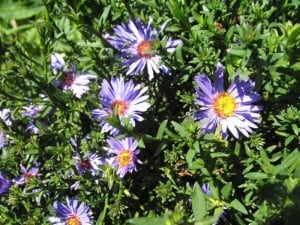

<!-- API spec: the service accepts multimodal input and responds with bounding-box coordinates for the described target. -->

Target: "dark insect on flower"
[104,18,182,80]
[51,53,96,98]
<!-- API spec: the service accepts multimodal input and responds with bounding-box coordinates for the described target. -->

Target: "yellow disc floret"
[117,150,133,167]
[111,100,128,116]
[67,215,81,225]
[213,92,237,118]
[137,40,152,58]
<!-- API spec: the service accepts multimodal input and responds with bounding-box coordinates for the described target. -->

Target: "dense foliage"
[1,0,300,224]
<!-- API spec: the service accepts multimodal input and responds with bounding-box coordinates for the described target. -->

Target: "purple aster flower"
[51,53,66,74]
[74,153,105,176]
[0,130,5,149]
[49,197,93,225]
[194,63,262,139]
[59,69,96,99]
[0,174,11,195]
[13,163,40,185]
[22,104,43,118]
[51,53,96,98]
[22,104,43,134]
[201,183,211,195]
[25,121,39,134]
[104,137,142,178]
[70,181,81,191]
[0,108,12,126]
[92,76,151,136]
[104,18,182,80]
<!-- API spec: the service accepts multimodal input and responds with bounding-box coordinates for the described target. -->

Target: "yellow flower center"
[67,215,81,225]
[137,40,152,58]
[111,100,128,116]
[117,150,133,167]
[213,92,237,118]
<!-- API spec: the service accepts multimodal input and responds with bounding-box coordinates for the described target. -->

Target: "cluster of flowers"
[0,163,40,194]
[0,18,262,224]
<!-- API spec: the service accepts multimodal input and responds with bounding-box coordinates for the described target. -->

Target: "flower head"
[51,53,96,98]
[104,137,142,178]
[0,108,12,126]
[194,63,262,139]
[13,163,40,185]
[74,153,105,176]
[104,18,182,80]
[51,53,66,74]
[0,174,11,195]
[22,104,43,118]
[92,76,150,136]
[22,104,44,134]
[49,197,93,225]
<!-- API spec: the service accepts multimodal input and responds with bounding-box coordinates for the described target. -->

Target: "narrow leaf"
[192,182,207,221]
[156,119,168,139]
[127,217,165,225]
[244,172,268,180]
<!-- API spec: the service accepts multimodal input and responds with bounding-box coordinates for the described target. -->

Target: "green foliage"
[1,0,300,225]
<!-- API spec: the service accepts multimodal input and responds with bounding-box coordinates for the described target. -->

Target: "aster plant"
[92,76,151,136]
[104,18,182,80]
[104,137,142,178]
[194,63,262,139]
[49,197,93,225]
[50,53,96,98]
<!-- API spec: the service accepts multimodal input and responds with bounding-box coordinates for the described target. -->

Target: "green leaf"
[230,199,248,214]
[273,150,300,175]
[284,135,295,146]
[190,160,204,170]
[221,182,232,200]
[77,40,103,48]
[210,152,229,158]
[166,0,189,28]
[127,217,165,225]
[244,172,268,180]
[156,119,168,139]
[287,24,300,46]
[291,124,298,135]
[291,62,300,71]
[171,121,190,138]
[99,5,111,26]
[164,128,181,140]
[192,182,207,221]
[138,138,145,148]
[226,48,251,57]
[153,143,167,157]
[0,2,45,20]
[186,148,196,166]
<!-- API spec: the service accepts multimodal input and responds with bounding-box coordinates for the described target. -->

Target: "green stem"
[96,193,109,225]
